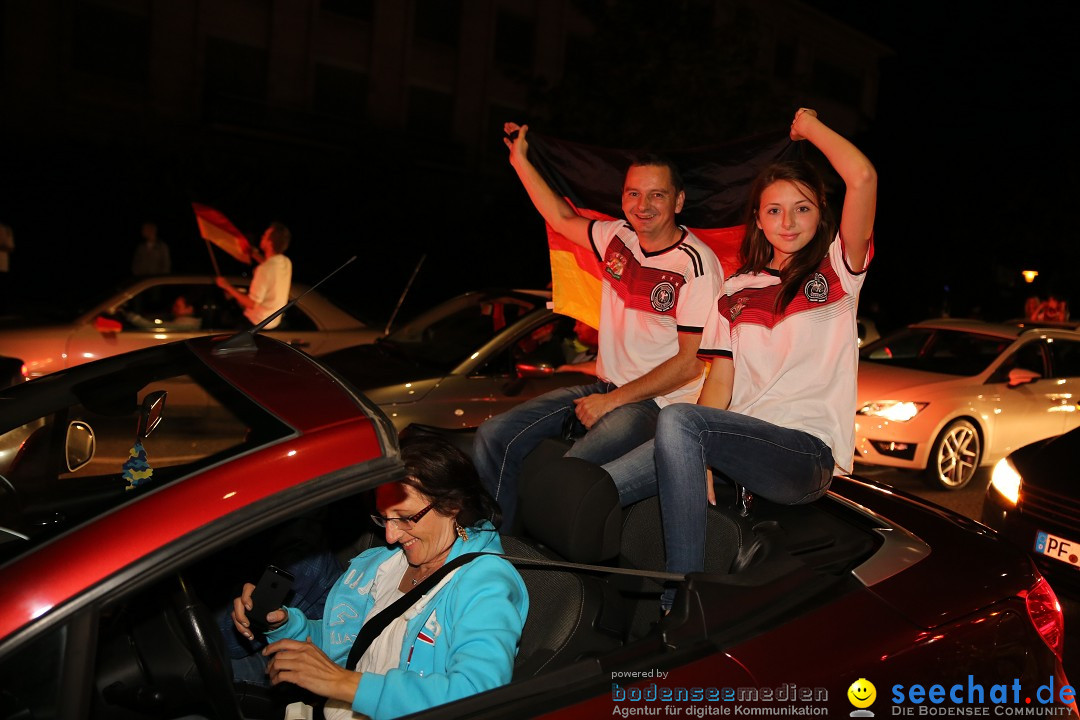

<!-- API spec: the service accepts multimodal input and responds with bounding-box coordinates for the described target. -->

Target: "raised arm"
[789,109,877,272]
[504,122,592,248]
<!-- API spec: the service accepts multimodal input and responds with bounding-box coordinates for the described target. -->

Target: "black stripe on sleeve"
[679,245,704,277]
[676,325,704,334]
[697,349,732,361]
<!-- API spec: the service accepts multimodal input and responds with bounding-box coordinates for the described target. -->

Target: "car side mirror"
[515,361,556,379]
[136,390,168,439]
[65,420,96,473]
[94,315,123,334]
[1007,367,1041,388]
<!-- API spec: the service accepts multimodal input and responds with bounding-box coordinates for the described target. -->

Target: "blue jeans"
[473,381,661,530]
[607,404,834,609]
[215,547,342,684]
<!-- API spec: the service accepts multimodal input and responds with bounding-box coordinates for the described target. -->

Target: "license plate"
[1035,531,1080,569]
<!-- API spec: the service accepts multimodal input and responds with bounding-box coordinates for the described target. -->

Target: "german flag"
[192,203,253,264]
[524,130,798,329]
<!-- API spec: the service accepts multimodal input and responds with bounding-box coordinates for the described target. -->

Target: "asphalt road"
[854,463,1079,684]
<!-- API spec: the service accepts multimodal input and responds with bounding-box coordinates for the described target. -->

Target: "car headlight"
[856,401,928,422]
[990,457,1022,506]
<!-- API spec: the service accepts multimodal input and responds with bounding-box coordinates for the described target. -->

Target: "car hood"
[857,361,963,400]
[319,343,446,404]
[1009,427,1080,495]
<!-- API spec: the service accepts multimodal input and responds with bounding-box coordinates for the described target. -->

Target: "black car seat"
[508,448,626,678]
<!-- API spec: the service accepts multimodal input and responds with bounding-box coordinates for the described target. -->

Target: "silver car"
[855,318,1080,489]
[320,289,597,431]
[0,274,382,378]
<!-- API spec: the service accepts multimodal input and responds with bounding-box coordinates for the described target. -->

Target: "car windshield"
[860,327,1015,376]
[378,291,546,368]
[0,343,292,566]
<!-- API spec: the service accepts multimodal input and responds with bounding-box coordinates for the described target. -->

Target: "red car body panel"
[0,337,386,643]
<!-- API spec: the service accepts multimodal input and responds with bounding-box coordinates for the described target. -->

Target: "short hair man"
[473,123,723,529]
[216,221,292,329]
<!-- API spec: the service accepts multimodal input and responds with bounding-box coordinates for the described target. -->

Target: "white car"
[0,274,383,378]
[855,318,1080,489]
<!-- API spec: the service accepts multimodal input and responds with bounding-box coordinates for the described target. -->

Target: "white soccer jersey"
[698,236,872,473]
[589,220,723,407]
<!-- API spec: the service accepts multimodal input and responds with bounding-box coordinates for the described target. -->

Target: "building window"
[71,2,149,85]
[407,86,455,139]
[313,64,368,120]
[321,0,374,21]
[204,38,268,102]
[812,59,862,106]
[494,10,534,70]
[414,1,461,47]
[203,38,268,125]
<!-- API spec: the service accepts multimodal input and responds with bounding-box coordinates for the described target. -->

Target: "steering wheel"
[170,573,245,720]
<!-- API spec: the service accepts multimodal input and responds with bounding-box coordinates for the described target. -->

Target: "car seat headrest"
[519,451,621,563]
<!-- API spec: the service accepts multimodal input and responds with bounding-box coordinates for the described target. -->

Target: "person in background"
[131,221,171,276]
[1032,293,1069,322]
[603,109,877,612]
[216,221,292,330]
[124,294,203,331]
[473,122,723,530]
[0,222,13,314]
[230,434,528,720]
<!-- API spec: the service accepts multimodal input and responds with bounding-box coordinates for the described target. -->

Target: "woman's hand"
[264,638,362,704]
[231,582,287,640]
[789,108,818,141]
[503,122,530,166]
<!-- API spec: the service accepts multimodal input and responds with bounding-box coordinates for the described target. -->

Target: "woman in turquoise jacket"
[232,435,529,720]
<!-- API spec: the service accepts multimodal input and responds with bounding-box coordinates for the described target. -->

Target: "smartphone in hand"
[249,564,295,633]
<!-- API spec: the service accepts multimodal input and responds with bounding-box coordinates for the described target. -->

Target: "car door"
[984,339,1066,455]
[1047,337,1080,434]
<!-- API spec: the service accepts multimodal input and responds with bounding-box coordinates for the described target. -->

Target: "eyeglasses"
[370,502,435,529]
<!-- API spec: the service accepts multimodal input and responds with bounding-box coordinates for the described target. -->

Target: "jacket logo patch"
[605,252,627,280]
[804,273,828,303]
[729,296,750,320]
[650,282,676,312]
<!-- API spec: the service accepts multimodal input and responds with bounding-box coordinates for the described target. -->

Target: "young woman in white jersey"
[603,108,876,611]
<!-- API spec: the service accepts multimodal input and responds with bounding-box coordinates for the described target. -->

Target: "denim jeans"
[215,547,342,684]
[473,380,661,530]
[608,403,834,609]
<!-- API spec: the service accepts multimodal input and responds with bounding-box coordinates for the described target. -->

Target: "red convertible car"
[0,333,1072,718]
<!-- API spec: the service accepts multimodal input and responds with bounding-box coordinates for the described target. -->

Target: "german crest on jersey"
[804,273,829,303]
[605,252,627,280]
[650,282,676,312]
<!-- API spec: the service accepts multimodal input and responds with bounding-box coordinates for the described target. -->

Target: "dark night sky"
[1,1,1076,331]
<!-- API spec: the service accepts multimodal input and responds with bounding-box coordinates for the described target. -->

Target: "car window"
[0,621,66,718]
[116,283,215,332]
[475,316,580,376]
[861,328,1014,376]
[279,304,318,332]
[386,294,544,368]
[0,344,292,566]
[987,340,1048,384]
[1049,339,1080,378]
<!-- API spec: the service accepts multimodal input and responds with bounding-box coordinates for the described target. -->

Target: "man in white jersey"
[473,123,723,529]
[216,221,293,330]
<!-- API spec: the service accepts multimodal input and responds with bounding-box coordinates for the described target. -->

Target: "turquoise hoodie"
[267,521,528,719]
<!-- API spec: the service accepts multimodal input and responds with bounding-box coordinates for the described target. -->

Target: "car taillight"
[1021,576,1065,659]
[20,364,28,380]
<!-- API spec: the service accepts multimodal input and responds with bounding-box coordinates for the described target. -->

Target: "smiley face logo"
[847,678,876,709]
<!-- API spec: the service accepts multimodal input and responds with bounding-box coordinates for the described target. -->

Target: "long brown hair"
[738,162,836,312]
